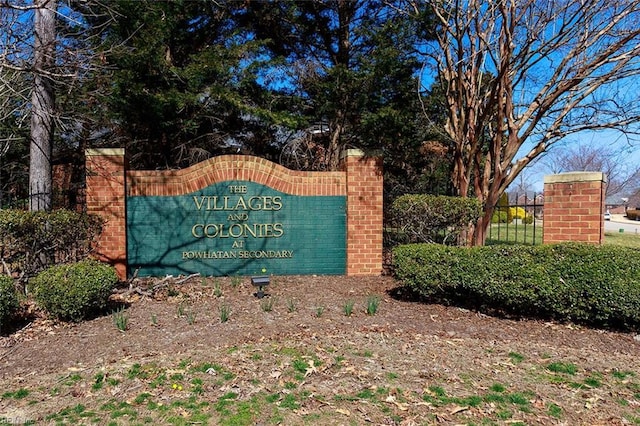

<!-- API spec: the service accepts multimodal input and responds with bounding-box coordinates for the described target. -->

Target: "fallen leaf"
[305,359,317,377]
[335,408,350,416]
[270,370,282,379]
[532,398,545,410]
[449,405,469,415]
[385,394,409,411]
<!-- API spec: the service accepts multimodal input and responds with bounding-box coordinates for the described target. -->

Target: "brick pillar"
[85,148,127,280]
[342,149,383,275]
[543,172,607,245]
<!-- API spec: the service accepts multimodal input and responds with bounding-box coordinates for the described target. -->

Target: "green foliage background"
[387,194,482,245]
[0,210,103,281]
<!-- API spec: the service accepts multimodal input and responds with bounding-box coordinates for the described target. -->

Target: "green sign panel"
[127,181,346,276]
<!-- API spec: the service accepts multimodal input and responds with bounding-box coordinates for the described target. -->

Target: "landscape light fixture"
[251,275,270,298]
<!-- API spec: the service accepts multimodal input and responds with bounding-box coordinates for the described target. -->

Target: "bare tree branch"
[404,0,640,244]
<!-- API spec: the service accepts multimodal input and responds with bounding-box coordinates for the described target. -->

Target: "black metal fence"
[487,193,544,245]
[0,181,85,211]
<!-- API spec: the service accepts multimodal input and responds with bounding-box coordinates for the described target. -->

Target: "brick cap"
[341,148,383,160]
[544,171,607,184]
[343,148,365,158]
[86,148,125,157]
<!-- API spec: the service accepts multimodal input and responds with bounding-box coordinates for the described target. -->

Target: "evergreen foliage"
[3,1,449,202]
[95,0,297,169]
[0,275,19,332]
[0,210,103,281]
[393,243,640,331]
[31,259,119,322]
[387,194,482,246]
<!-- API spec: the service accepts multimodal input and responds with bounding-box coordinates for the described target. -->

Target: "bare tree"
[543,142,640,198]
[1,1,116,210]
[404,0,640,245]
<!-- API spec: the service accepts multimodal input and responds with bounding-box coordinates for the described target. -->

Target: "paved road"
[605,215,640,234]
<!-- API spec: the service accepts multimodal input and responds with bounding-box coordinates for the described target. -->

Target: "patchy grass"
[605,230,640,248]
[487,222,542,245]
[488,223,640,247]
[3,346,640,425]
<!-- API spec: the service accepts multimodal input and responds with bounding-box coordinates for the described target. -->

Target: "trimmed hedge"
[0,275,19,332]
[387,194,482,246]
[491,211,508,223]
[0,209,103,282]
[627,209,640,221]
[31,259,119,322]
[393,243,640,330]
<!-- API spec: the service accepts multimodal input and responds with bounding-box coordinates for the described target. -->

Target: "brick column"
[85,148,127,280]
[342,149,383,275]
[543,172,607,245]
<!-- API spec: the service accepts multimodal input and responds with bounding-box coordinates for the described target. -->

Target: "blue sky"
[516,129,640,193]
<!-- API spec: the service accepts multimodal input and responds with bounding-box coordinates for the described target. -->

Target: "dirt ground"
[1,275,640,425]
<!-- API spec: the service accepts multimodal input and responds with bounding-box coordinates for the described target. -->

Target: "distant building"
[605,195,640,214]
[509,191,544,218]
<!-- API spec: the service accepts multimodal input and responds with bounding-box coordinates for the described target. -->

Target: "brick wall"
[543,172,607,244]
[86,149,383,279]
[344,150,384,275]
[85,149,127,279]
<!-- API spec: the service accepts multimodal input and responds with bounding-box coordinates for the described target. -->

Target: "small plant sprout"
[508,351,525,364]
[151,313,158,326]
[213,280,222,297]
[260,297,275,312]
[286,298,296,313]
[186,310,197,325]
[177,301,187,317]
[231,275,242,288]
[219,304,231,323]
[112,307,128,332]
[343,299,355,316]
[315,306,325,317]
[366,295,380,315]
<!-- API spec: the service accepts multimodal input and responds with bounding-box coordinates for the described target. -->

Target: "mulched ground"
[1,275,639,424]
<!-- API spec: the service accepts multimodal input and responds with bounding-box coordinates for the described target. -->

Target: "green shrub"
[509,206,527,220]
[393,243,640,330]
[491,211,508,223]
[0,209,103,282]
[0,275,19,332]
[31,259,119,322]
[522,215,534,224]
[388,195,482,246]
[497,193,513,223]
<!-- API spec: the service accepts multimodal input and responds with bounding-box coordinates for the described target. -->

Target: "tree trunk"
[327,119,344,170]
[472,206,493,246]
[29,0,56,211]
